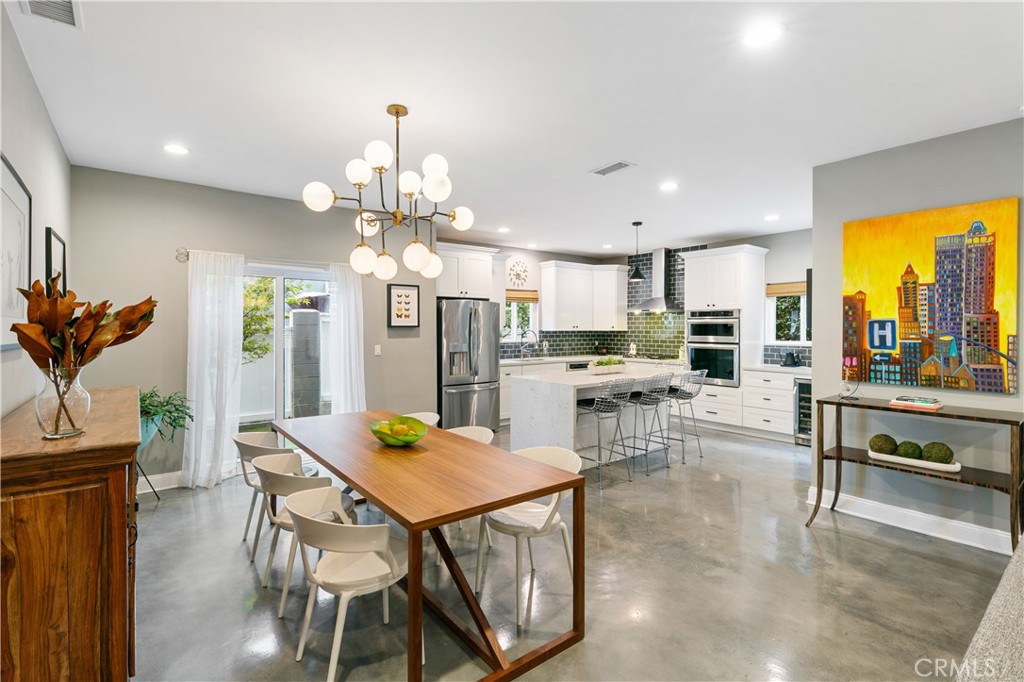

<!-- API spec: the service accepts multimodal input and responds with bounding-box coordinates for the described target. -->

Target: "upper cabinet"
[435,243,497,299]
[682,245,767,312]
[539,262,627,331]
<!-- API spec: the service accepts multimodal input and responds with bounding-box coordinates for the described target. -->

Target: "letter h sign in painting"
[868,319,897,351]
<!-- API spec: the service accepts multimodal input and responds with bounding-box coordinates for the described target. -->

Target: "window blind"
[766,281,807,297]
[505,289,539,303]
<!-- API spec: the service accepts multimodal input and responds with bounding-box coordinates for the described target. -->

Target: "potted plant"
[589,356,627,375]
[138,387,194,450]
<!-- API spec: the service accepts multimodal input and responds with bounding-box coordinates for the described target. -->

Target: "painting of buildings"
[842,197,1019,394]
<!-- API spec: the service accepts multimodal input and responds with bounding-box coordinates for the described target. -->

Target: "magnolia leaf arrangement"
[10,274,157,434]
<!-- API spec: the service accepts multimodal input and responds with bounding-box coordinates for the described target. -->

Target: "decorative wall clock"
[508,258,528,287]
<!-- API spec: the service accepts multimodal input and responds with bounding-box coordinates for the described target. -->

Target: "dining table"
[271,409,585,682]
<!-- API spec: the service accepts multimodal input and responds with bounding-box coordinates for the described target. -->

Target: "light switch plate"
[374,344,382,356]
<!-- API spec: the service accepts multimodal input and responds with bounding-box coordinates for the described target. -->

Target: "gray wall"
[0,6,72,416]
[812,119,1024,531]
[715,228,812,284]
[71,167,438,474]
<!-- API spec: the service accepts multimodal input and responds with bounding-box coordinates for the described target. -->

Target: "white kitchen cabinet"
[540,262,594,330]
[741,369,795,435]
[690,385,743,426]
[681,245,766,312]
[592,265,628,331]
[499,364,523,421]
[435,244,496,298]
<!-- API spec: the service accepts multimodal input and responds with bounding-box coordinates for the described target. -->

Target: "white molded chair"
[233,432,310,562]
[475,446,582,626]
[286,487,410,682]
[252,454,355,619]
[403,411,440,427]
[445,425,495,444]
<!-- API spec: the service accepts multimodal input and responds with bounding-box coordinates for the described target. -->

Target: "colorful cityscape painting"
[842,198,1019,394]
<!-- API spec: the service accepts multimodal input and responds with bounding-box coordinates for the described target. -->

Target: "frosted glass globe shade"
[421,173,452,203]
[420,252,444,279]
[373,253,399,281]
[354,212,380,237]
[398,171,422,197]
[450,206,474,231]
[364,140,393,171]
[349,244,377,274]
[345,158,372,187]
[402,240,431,272]
[421,153,449,177]
[302,181,335,212]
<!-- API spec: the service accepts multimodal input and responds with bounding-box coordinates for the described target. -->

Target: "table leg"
[1010,424,1020,551]
[830,404,843,511]
[572,481,585,636]
[806,401,825,527]
[407,530,423,682]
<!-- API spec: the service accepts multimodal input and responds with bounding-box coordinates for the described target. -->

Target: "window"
[503,301,537,341]
[765,281,811,344]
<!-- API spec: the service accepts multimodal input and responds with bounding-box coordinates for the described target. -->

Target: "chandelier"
[301,104,474,280]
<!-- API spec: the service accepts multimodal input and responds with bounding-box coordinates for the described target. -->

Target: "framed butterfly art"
[387,284,420,328]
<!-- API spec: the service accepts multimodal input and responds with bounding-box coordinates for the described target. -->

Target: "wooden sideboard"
[1,386,139,680]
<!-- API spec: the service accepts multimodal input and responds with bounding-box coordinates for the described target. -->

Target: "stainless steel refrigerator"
[437,299,501,430]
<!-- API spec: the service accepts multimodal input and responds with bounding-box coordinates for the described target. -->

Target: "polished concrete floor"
[135,427,1009,681]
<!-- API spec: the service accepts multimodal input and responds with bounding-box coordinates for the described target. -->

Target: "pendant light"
[627,221,645,281]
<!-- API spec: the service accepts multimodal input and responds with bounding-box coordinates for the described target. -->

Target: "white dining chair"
[474,446,582,626]
[403,411,440,427]
[286,486,410,682]
[252,453,356,619]
[445,425,495,444]
[234,432,319,562]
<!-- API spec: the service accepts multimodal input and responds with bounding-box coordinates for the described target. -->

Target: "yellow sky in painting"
[843,197,1018,354]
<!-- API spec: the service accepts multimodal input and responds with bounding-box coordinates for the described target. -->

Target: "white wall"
[812,119,1024,533]
[0,6,72,416]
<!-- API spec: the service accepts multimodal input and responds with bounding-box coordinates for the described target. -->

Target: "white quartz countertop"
[743,364,812,378]
[501,355,687,366]
[511,365,674,389]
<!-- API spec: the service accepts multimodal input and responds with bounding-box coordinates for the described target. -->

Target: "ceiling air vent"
[589,160,636,177]
[23,1,80,28]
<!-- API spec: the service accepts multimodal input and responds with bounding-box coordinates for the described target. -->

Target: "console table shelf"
[807,395,1023,551]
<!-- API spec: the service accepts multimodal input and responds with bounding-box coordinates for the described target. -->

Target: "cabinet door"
[571,269,594,329]
[460,253,492,299]
[499,365,523,420]
[684,258,713,310]
[435,252,462,297]
[711,254,741,309]
[553,268,576,331]
[592,269,626,330]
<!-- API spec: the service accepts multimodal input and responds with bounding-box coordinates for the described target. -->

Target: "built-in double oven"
[686,309,741,387]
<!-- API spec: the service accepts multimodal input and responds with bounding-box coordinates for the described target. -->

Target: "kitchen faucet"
[520,329,540,358]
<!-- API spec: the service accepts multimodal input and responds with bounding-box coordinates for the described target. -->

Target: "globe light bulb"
[398,171,422,197]
[349,244,377,274]
[345,158,372,188]
[402,239,431,272]
[421,173,452,203]
[373,252,399,281]
[421,153,449,177]
[354,212,380,237]
[302,181,335,212]
[449,206,474,231]
[420,252,444,279]
[364,140,393,171]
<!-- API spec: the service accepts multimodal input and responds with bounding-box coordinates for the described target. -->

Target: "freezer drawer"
[441,382,500,430]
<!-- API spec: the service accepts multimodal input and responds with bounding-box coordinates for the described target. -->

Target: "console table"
[1,386,139,680]
[806,395,1023,550]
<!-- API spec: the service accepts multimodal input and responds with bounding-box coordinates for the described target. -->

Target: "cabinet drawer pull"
[706,410,718,415]
[762,397,772,401]
[762,378,772,382]
[762,419,771,423]
[706,393,718,398]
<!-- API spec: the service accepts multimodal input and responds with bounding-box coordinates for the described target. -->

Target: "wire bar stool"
[624,372,673,475]
[575,377,636,489]
[665,369,707,459]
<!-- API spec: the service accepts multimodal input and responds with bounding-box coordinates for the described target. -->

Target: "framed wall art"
[46,227,67,296]
[842,197,1019,394]
[2,153,32,351]
[388,284,419,328]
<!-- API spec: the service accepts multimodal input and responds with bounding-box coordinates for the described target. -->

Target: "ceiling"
[8,2,1023,256]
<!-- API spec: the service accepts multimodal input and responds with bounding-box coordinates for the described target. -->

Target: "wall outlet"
[542,340,549,351]
[374,344,382,356]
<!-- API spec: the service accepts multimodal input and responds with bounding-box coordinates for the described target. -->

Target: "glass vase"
[35,365,91,439]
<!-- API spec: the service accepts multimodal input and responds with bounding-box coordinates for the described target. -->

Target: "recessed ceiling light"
[163,143,190,155]
[659,181,679,192]
[602,244,613,249]
[497,227,510,233]
[764,213,780,222]
[526,243,537,249]
[743,21,785,48]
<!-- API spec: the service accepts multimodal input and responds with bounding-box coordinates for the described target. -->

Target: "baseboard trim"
[135,470,181,496]
[806,487,1012,556]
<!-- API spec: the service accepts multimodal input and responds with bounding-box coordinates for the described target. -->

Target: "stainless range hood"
[629,248,684,313]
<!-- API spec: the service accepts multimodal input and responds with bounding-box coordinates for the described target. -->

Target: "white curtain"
[328,262,366,413]
[181,251,244,489]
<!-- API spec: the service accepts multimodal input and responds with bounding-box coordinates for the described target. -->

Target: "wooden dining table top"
[271,409,583,533]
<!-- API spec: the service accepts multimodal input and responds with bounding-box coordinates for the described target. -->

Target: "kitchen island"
[510,363,688,468]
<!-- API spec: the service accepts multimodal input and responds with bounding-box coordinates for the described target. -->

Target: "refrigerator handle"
[469,305,479,376]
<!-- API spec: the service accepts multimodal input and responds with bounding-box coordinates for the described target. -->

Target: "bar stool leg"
[687,401,703,458]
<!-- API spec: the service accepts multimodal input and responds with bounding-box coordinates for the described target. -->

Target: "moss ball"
[922,442,954,464]
[896,441,923,460]
[869,434,898,455]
